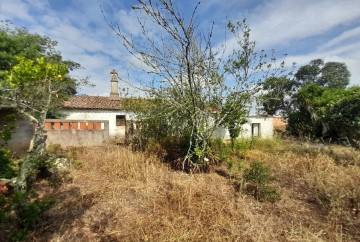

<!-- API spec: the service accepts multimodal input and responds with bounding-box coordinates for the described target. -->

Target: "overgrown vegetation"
[0,191,55,241]
[0,23,86,190]
[243,161,281,202]
[24,139,360,241]
[260,59,360,148]
[109,0,288,171]
[0,141,58,241]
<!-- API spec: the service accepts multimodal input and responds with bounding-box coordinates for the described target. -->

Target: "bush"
[0,148,17,179]
[46,143,63,155]
[146,138,166,159]
[244,161,280,202]
[244,161,270,184]
[0,190,55,241]
[210,139,249,162]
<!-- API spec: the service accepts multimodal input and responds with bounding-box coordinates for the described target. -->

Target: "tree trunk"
[31,116,47,156]
[16,95,50,191]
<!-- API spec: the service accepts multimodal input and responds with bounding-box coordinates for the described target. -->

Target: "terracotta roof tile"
[63,96,123,110]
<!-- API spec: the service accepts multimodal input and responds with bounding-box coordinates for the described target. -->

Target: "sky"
[1,0,359,96]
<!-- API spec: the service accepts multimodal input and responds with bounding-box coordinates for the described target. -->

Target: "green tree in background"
[295,59,350,89]
[288,83,360,147]
[260,57,358,147]
[318,62,351,89]
[260,76,295,116]
[0,23,86,189]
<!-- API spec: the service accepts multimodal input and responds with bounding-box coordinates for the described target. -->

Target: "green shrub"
[210,138,230,161]
[0,148,17,179]
[258,185,281,203]
[65,147,83,170]
[232,139,250,158]
[46,143,63,155]
[146,138,166,159]
[0,190,55,241]
[210,139,249,162]
[244,161,280,203]
[244,161,270,184]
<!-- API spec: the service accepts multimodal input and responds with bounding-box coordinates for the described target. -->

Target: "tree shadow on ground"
[32,186,96,241]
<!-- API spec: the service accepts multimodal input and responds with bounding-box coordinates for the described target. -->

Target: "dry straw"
[33,141,360,241]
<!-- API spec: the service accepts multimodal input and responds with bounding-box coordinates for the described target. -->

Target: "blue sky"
[1,0,359,96]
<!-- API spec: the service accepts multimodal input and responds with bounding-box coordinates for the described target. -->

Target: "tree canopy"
[108,0,287,170]
[260,76,295,116]
[0,24,84,190]
[0,22,58,71]
[295,59,350,89]
[259,58,359,147]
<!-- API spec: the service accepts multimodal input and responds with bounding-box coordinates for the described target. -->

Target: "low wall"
[45,119,109,147]
[0,109,34,156]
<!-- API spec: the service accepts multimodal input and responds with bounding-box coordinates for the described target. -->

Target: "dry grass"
[31,141,360,241]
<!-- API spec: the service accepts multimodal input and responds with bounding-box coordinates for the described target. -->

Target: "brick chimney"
[110,69,120,100]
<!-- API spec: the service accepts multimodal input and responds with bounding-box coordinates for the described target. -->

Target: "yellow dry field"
[32,141,360,241]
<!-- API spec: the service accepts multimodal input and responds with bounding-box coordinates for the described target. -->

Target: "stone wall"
[45,119,109,148]
[0,109,34,156]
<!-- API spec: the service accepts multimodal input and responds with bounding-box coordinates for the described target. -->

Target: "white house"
[1,70,274,155]
[62,70,274,141]
[212,116,274,140]
[61,70,134,141]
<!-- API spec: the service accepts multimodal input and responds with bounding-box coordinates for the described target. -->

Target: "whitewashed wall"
[63,110,273,141]
[61,109,135,138]
[213,116,274,139]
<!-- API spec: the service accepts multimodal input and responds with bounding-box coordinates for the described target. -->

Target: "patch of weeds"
[146,138,166,159]
[232,139,250,158]
[211,139,249,162]
[243,161,281,203]
[327,149,359,166]
[66,147,83,170]
[47,145,83,169]
[226,159,244,177]
[0,190,55,241]
[288,142,329,157]
[257,185,281,203]
[249,137,284,152]
[0,147,17,179]
[46,143,63,156]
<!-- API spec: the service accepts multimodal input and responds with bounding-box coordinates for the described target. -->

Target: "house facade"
[1,69,275,154]
[61,67,274,141]
[61,70,134,142]
[213,116,274,140]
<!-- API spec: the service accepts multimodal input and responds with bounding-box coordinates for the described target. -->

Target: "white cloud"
[1,0,360,95]
[23,0,50,11]
[0,0,34,22]
[248,0,360,49]
[319,26,360,51]
[115,9,143,36]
